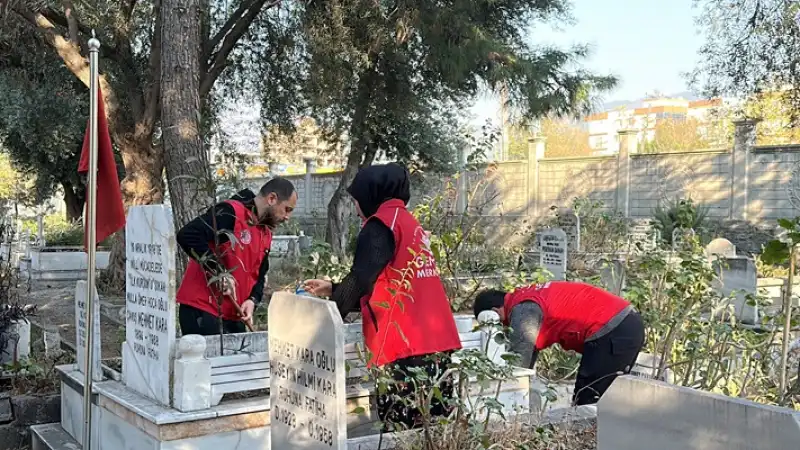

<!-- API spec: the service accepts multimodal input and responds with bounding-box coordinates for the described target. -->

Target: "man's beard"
[259,207,279,228]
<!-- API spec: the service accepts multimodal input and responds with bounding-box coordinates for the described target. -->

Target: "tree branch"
[61,1,80,43]
[142,2,163,133]
[199,0,280,97]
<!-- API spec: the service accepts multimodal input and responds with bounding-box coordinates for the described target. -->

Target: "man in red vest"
[304,163,461,430]
[473,281,645,405]
[176,178,297,336]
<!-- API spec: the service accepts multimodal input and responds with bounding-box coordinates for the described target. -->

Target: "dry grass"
[390,419,597,450]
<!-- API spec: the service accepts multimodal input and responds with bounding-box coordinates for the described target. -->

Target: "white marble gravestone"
[75,280,102,381]
[628,219,658,252]
[269,291,347,450]
[122,205,177,406]
[705,238,736,260]
[558,210,581,252]
[539,228,568,280]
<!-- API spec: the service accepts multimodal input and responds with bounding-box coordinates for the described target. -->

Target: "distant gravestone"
[539,228,568,280]
[75,280,102,381]
[628,219,658,252]
[713,257,759,324]
[558,210,581,252]
[706,238,737,260]
[672,228,696,251]
[122,205,177,406]
[269,291,347,449]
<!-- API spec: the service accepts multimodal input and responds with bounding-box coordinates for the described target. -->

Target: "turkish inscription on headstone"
[122,205,177,406]
[628,219,659,252]
[539,228,568,281]
[75,280,102,381]
[557,210,580,252]
[269,291,347,449]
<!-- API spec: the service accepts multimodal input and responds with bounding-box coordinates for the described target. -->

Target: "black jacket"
[176,189,270,305]
[331,163,412,318]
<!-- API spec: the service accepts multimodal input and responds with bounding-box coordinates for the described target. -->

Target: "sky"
[470,0,706,126]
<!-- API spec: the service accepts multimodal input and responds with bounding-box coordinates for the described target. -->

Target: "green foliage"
[248,0,617,175]
[0,30,89,204]
[624,237,784,401]
[569,197,629,253]
[652,198,710,245]
[761,217,800,265]
[302,241,351,284]
[691,0,800,124]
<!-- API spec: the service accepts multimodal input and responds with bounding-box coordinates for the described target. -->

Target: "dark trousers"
[376,352,455,431]
[573,311,645,405]
[178,304,246,336]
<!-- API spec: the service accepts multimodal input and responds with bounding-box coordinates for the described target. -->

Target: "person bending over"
[473,281,645,405]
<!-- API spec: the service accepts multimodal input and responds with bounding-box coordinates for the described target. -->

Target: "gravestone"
[122,205,177,406]
[705,238,736,260]
[672,228,696,251]
[539,228,568,280]
[557,210,581,252]
[269,291,347,449]
[713,257,759,324]
[628,219,658,252]
[75,280,102,381]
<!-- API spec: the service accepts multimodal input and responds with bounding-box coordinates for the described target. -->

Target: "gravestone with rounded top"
[705,238,736,260]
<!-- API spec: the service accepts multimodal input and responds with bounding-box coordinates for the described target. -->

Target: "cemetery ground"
[6,195,800,449]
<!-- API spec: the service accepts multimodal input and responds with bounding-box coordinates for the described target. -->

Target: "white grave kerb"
[269,291,347,450]
[75,280,102,381]
[122,205,177,406]
[539,228,568,281]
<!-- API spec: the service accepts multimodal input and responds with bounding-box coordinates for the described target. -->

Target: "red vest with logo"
[503,282,629,353]
[360,199,462,367]
[177,200,272,321]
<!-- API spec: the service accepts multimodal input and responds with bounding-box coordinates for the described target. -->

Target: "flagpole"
[82,31,100,450]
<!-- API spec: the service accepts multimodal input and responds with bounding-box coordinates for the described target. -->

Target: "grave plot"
[31,205,553,450]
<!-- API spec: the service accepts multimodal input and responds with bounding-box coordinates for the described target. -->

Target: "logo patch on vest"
[413,226,440,279]
[239,229,252,245]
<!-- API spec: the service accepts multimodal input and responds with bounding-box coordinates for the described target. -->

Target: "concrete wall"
[245,121,800,236]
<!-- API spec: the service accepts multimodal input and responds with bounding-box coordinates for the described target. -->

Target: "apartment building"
[585,97,724,155]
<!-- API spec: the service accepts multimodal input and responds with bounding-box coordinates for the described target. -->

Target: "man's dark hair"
[259,177,296,201]
[473,289,507,318]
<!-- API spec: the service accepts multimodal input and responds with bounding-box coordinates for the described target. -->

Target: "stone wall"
[247,123,800,242]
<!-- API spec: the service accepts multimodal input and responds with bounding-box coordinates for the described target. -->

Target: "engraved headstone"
[269,292,347,449]
[75,280,102,381]
[539,228,568,280]
[122,205,177,406]
[628,219,658,252]
[558,210,581,252]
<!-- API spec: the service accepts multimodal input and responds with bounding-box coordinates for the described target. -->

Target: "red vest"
[177,200,272,321]
[360,199,462,367]
[503,282,629,353]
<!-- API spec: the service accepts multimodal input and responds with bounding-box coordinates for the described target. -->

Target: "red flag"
[78,87,126,249]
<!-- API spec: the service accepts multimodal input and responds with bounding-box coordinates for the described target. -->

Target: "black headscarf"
[346,163,411,217]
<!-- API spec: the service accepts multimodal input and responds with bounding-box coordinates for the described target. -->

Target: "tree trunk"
[61,181,85,222]
[161,0,213,279]
[325,69,378,257]
[100,136,165,292]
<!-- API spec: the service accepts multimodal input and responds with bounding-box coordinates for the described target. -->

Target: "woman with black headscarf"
[304,163,462,430]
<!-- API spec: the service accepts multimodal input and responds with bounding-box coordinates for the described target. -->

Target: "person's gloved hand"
[304,279,332,297]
